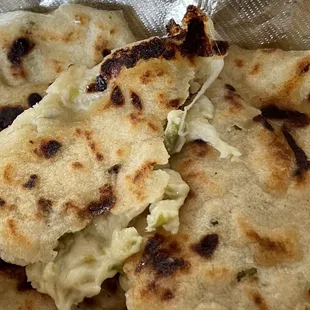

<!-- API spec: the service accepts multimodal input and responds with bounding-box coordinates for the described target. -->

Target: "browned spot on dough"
[72,162,83,169]
[234,59,244,68]
[0,199,5,207]
[6,218,29,245]
[168,99,180,108]
[87,75,107,93]
[87,184,116,217]
[52,59,63,73]
[240,220,301,266]
[108,164,121,174]
[225,84,235,91]
[3,164,13,184]
[116,148,124,157]
[251,291,269,310]
[225,91,243,113]
[133,162,156,183]
[297,61,310,75]
[147,121,159,132]
[111,85,124,106]
[192,233,219,258]
[0,106,24,131]
[191,140,209,157]
[23,174,38,189]
[253,115,274,132]
[249,63,261,75]
[140,70,152,84]
[282,129,309,177]
[75,128,82,135]
[131,91,142,110]
[35,140,62,159]
[161,289,174,300]
[136,234,190,277]
[166,18,183,36]
[96,153,104,161]
[37,198,52,216]
[261,104,310,128]
[7,38,34,67]
[129,112,144,125]
[28,93,42,108]
[110,28,116,35]
[102,48,111,57]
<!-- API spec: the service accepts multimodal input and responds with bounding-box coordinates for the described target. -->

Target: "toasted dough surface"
[0,6,227,265]
[124,51,310,310]
[0,4,136,130]
[220,45,310,111]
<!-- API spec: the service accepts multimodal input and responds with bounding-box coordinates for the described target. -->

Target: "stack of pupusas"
[0,5,229,310]
[1,3,309,310]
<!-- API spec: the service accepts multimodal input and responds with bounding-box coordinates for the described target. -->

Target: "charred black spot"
[88,184,116,216]
[169,99,180,108]
[28,93,42,107]
[87,75,107,93]
[108,164,121,174]
[111,85,124,106]
[261,104,310,128]
[253,114,274,132]
[100,38,166,86]
[161,289,174,300]
[166,19,183,36]
[8,38,34,67]
[192,233,219,258]
[282,129,310,176]
[37,198,53,214]
[137,234,189,277]
[0,199,5,207]
[37,140,62,159]
[22,174,38,189]
[299,63,310,74]
[210,219,219,226]
[0,106,24,131]
[97,12,227,89]
[162,49,176,60]
[131,92,142,110]
[225,84,236,92]
[102,48,111,57]
[181,18,206,56]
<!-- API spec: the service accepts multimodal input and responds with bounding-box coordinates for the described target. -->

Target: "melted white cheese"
[146,169,189,234]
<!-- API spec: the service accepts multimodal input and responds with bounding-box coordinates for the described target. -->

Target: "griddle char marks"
[282,129,310,177]
[191,233,219,258]
[136,234,190,277]
[87,184,116,217]
[252,104,310,179]
[87,6,228,93]
[239,219,301,266]
[7,38,34,68]
[110,85,124,106]
[261,105,310,128]
[34,139,62,159]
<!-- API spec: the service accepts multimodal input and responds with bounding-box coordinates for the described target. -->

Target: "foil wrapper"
[0,0,309,49]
